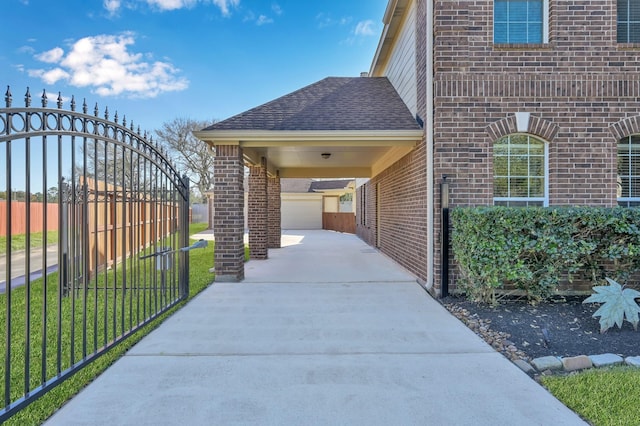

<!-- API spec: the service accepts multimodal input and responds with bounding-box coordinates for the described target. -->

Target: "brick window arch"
[493,134,548,207]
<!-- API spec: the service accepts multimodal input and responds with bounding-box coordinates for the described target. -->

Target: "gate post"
[180,174,190,298]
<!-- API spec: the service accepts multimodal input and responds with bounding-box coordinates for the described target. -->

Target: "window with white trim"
[617,135,640,207]
[617,0,640,43]
[494,0,549,44]
[493,134,548,207]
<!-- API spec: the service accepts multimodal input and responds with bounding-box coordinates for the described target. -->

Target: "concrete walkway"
[45,230,586,426]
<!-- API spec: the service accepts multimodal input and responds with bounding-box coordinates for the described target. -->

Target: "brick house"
[195,0,640,294]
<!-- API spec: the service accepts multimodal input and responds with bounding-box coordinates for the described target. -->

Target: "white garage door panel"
[282,199,322,229]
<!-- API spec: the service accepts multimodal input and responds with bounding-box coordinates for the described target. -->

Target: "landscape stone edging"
[520,353,640,375]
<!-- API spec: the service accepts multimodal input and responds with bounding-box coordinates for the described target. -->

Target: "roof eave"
[370,0,411,77]
[193,129,424,147]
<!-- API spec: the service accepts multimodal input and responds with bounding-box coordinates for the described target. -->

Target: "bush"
[451,207,640,303]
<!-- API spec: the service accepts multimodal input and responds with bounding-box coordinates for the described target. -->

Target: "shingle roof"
[281,178,313,193]
[203,77,421,132]
[309,179,353,192]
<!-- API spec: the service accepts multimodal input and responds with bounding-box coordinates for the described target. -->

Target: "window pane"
[528,23,543,43]
[494,177,509,197]
[529,142,544,155]
[618,0,629,22]
[528,1,543,21]
[495,1,508,21]
[510,178,529,197]
[630,0,640,20]
[529,178,544,197]
[494,23,508,43]
[618,23,629,42]
[630,156,640,174]
[632,177,640,197]
[510,156,529,176]
[494,156,508,176]
[621,177,630,198]
[494,141,508,155]
[629,23,640,42]
[509,1,528,21]
[529,156,544,176]
[510,25,529,43]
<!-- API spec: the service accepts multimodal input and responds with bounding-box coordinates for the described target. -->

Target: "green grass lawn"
[541,366,640,426]
[2,222,242,426]
[0,231,59,254]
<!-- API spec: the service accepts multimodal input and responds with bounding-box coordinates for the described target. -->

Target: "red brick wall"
[357,142,429,283]
[430,0,640,293]
[364,1,640,294]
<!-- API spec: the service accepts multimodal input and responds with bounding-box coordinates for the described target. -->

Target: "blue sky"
[1,0,388,132]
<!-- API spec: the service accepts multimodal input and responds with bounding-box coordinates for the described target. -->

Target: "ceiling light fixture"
[321,153,331,159]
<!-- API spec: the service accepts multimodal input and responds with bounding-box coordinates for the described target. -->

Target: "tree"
[155,117,216,201]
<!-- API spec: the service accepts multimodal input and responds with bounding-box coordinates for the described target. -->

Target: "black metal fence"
[0,86,190,421]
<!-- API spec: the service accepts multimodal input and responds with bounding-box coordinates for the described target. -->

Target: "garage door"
[281,197,322,229]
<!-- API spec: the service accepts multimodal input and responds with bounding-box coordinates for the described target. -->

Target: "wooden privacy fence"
[322,212,356,234]
[0,201,59,236]
[80,177,179,277]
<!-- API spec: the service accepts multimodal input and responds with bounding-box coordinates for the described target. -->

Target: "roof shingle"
[203,77,421,132]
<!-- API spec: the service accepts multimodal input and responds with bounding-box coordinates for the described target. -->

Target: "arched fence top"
[0,85,190,421]
[1,86,187,200]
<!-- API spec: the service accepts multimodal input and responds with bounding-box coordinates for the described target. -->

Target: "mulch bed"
[441,295,640,361]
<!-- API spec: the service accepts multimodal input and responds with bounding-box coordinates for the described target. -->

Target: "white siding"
[382,1,417,116]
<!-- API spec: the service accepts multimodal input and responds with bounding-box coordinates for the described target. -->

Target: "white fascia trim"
[193,129,424,145]
[543,0,549,44]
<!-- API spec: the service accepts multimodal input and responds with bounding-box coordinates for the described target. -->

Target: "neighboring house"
[281,178,355,230]
[195,0,640,292]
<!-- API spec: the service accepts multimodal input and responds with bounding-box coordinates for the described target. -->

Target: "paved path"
[0,244,58,293]
[45,230,586,425]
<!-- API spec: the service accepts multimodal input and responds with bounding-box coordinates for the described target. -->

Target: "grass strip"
[541,366,640,426]
[0,231,59,254]
[2,222,236,425]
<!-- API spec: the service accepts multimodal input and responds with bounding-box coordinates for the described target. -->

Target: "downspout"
[425,0,435,292]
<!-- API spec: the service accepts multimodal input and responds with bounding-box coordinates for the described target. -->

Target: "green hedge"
[450,207,640,303]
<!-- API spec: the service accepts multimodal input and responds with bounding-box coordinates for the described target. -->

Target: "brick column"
[213,145,245,282]
[268,174,281,249]
[248,158,268,259]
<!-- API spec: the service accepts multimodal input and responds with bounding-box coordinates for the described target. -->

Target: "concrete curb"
[515,352,640,376]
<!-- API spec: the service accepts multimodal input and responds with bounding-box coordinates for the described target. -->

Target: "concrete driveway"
[45,230,585,425]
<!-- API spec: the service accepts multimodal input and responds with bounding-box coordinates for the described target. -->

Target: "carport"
[194,76,423,282]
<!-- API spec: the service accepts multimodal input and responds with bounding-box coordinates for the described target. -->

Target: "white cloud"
[29,68,71,85]
[211,0,239,16]
[316,13,351,29]
[18,45,36,55]
[103,0,121,13]
[35,47,65,63]
[146,0,197,11]
[102,0,239,15]
[256,15,273,26]
[29,33,188,98]
[354,20,375,36]
[271,3,282,15]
